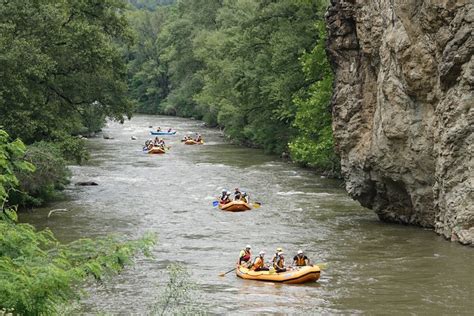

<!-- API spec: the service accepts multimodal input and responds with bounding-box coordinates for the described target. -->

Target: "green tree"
[0,0,134,144]
[289,21,338,173]
[11,141,71,207]
[194,0,322,153]
[128,0,175,10]
[157,0,222,117]
[0,130,35,216]
[126,8,171,114]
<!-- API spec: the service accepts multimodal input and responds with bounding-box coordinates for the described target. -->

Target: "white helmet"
[297,250,303,254]
[259,251,265,256]
[246,245,251,249]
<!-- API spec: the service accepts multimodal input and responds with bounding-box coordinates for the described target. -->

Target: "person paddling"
[251,251,269,271]
[238,245,252,265]
[293,250,311,267]
[220,190,231,204]
[144,139,152,150]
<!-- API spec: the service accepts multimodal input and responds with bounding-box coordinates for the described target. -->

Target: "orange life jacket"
[273,256,284,269]
[252,256,264,270]
[295,255,306,266]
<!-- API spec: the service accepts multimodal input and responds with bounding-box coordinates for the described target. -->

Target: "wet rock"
[131,136,137,140]
[103,134,114,140]
[327,0,473,245]
[75,181,98,186]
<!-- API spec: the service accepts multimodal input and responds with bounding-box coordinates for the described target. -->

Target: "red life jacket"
[241,250,251,262]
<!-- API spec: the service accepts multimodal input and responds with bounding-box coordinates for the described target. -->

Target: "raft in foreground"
[236,265,320,284]
[218,200,251,212]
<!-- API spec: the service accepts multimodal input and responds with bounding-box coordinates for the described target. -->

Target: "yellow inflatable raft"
[218,200,252,212]
[184,139,204,145]
[236,265,320,284]
[148,146,166,154]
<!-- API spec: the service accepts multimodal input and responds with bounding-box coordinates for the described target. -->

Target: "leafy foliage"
[289,21,339,173]
[0,0,134,144]
[0,221,156,315]
[52,133,90,165]
[128,0,175,11]
[151,263,206,315]
[10,141,71,207]
[0,130,156,315]
[0,130,35,214]
[125,8,171,114]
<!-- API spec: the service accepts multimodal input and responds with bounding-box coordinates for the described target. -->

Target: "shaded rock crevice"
[326,0,473,245]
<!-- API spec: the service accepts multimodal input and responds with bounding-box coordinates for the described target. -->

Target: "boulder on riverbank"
[75,181,98,186]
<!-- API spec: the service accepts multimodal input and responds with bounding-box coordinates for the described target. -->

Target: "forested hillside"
[126,0,337,172]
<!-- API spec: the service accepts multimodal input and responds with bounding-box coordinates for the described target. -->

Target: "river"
[21,115,474,314]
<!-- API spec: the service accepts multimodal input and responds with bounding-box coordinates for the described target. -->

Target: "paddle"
[218,267,237,277]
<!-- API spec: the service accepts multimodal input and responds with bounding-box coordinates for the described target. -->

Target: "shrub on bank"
[52,133,90,165]
[11,141,71,207]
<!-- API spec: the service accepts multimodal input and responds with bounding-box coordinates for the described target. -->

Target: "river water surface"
[22,115,473,315]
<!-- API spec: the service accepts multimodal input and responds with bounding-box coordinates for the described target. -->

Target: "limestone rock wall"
[326,0,473,245]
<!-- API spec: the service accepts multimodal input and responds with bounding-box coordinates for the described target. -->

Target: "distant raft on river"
[150,130,177,135]
[218,200,252,212]
[184,139,204,145]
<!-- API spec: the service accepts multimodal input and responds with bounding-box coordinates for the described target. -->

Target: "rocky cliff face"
[326,0,473,245]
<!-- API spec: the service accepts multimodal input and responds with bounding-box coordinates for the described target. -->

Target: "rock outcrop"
[326,0,473,245]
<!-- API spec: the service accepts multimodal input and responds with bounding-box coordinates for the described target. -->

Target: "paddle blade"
[212,201,219,207]
[252,203,261,209]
